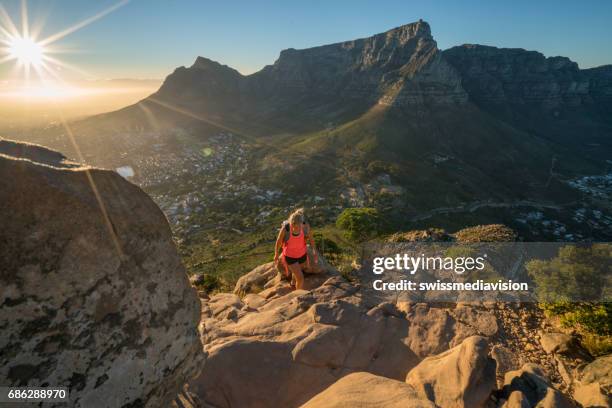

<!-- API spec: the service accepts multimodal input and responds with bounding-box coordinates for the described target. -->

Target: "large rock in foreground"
[500,364,576,408]
[0,139,203,407]
[301,372,435,408]
[405,336,497,408]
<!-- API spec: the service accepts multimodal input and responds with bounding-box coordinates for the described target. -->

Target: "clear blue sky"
[3,0,612,79]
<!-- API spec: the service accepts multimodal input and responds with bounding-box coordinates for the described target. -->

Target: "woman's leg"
[289,262,304,290]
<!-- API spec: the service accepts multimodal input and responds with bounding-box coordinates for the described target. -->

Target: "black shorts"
[285,253,307,265]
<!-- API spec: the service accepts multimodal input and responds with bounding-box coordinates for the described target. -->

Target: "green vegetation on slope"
[527,244,612,356]
[336,207,384,241]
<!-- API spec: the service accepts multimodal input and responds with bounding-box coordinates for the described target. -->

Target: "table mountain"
[15,20,612,239]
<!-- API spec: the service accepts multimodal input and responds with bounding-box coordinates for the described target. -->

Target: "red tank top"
[283,225,307,258]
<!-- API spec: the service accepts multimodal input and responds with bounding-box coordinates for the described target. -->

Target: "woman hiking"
[274,208,318,290]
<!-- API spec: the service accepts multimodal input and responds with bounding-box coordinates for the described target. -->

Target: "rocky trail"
[177,260,610,408]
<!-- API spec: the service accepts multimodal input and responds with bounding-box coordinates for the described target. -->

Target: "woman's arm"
[306,224,318,263]
[274,227,285,262]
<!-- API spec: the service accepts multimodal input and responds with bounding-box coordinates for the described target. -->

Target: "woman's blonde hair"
[288,208,304,226]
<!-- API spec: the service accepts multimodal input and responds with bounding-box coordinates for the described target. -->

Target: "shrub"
[526,244,612,352]
[365,160,401,178]
[454,224,517,242]
[313,233,341,258]
[336,207,382,241]
[540,301,611,335]
[526,245,609,304]
[388,228,451,242]
[191,273,221,294]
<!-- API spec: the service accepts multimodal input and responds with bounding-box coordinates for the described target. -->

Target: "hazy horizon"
[0,78,161,132]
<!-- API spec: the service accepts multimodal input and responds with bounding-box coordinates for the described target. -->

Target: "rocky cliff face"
[444,44,612,109]
[252,20,467,106]
[153,20,612,120]
[0,139,203,407]
[155,20,468,112]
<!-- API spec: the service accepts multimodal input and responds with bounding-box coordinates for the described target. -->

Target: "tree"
[526,244,611,339]
[336,207,382,241]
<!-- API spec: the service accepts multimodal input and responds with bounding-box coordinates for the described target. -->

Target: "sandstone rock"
[501,364,576,408]
[188,260,516,407]
[242,293,267,309]
[499,390,531,408]
[191,273,423,407]
[574,355,612,407]
[454,304,499,336]
[539,332,575,354]
[580,354,612,391]
[554,355,576,388]
[235,260,332,297]
[491,345,522,387]
[573,382,610,408]
[403,303,478,357]
[301,372,435,408]
[0,139,203,407]
[405,336,497,407]
[234,262,278,296]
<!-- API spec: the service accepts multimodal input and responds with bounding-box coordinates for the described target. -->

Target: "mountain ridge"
[155,20,467,111]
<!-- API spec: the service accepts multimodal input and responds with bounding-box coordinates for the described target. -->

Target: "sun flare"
[7,36,44,67]
[1,0,129,94]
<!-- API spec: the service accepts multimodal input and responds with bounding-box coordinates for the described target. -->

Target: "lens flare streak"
[0,0,129,84]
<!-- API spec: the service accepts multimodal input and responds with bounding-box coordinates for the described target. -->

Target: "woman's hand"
[274,253,279,264]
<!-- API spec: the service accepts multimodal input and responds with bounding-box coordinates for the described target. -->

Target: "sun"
[0,0,129,80]
[7,36,45,67]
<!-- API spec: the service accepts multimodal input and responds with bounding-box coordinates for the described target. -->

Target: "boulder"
[235,257,332,297]
[574,355,612,408]
[573,382,610,408]
[501,364,576,408]
[301,372,435,408]
[499,390,531,408]
[0,139,203,407]
[579,354,612,391]
[234,262,278,296]
[491,345,522,387]
[539,332,582,356]
[405,336,497,408]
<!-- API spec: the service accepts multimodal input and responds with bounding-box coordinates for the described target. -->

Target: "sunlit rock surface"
[0,138,203,407]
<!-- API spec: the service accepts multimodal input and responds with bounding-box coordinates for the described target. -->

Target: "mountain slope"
[443,44,612,159]
[90,20,610,170]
